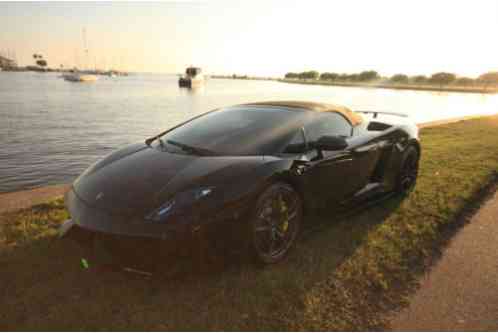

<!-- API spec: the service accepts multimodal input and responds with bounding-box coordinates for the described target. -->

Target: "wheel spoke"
[259,214,273,224]
[269,237,276,255]
[287,209,298,221]
[271,195,280,212]
[274,229,285,239]
[255,226,271,233]
[286,197,298,214]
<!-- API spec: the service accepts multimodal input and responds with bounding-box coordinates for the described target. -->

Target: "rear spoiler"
[355,110,408,119]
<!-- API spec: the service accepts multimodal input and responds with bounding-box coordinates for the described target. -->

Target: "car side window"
[304,113,352,143]
[283,129,307,154]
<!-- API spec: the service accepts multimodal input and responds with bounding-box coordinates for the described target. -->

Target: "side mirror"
[313,135,348,151]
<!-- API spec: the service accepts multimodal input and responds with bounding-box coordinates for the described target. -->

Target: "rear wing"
[355,110,408,119]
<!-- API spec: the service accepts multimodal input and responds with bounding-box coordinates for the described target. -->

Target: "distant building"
[0,55,17,69]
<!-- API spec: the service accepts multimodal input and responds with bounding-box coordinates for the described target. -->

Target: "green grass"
[1,116,498,330]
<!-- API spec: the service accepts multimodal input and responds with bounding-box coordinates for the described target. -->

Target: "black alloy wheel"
[251,182,302,264]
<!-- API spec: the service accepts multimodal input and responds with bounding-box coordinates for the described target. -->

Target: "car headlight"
[145,187,215,222]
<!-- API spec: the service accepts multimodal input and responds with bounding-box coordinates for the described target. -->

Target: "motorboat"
[179,67,204,88]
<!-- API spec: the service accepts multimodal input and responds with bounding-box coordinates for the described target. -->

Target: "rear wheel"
[250,182,302,264]
[396,145,420,194]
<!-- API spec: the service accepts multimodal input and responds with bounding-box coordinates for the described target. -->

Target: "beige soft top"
[240,100,363,126]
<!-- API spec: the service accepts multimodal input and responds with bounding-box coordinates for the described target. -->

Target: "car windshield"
[156,106,307,156]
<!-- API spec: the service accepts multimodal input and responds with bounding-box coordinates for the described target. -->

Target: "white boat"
[63,72,98,82]
[179,67,204,88]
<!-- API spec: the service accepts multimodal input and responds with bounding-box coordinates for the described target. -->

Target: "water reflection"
[179,85,205,95]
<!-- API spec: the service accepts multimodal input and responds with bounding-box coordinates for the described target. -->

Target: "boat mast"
[83,28,89,71]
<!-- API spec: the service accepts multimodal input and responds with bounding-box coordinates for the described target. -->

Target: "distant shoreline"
[211,75,276,81]
[211,76,498,94]
[279,78,498,94]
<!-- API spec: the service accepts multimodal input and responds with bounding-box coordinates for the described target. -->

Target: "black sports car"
[61,101,420,264]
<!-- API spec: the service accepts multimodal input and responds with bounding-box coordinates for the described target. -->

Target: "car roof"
[239,100,363,126]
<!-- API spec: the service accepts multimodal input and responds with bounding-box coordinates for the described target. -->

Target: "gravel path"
[0,184,70,214]
[390,189,498,330]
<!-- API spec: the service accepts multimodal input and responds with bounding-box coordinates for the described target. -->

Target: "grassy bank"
[1,116,498,330]
[280,78,498,94]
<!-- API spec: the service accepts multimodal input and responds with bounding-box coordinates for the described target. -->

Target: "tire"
[395,145,420,194]
[249,182,303,265]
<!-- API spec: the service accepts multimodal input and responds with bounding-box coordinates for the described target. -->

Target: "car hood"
[72,143,264,217]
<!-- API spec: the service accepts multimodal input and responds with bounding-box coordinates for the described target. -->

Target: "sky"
[1,0,498,77]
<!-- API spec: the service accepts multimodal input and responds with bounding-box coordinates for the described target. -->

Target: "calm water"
[1,71,497,193]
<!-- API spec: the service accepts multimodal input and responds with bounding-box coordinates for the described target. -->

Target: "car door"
[347,123,395,195]
[347,139,382,193]
[301,112,357,206]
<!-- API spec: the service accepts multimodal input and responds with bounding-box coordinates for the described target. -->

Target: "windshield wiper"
[144,136,167,149]
[166,140,216,156]
[145,135,161,146]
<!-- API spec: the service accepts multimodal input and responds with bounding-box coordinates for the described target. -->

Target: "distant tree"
[308,71,320,80]
[319,72,339,81]
[338,74,349,81]
[298,71,319,80]
[429,72,456,88]
[412,75,427,84]
[455,77,474,87]
[390,74,409,83]
[36,59,47,68]
[346,73,360,81]
[358,70,379,82]
[33,54,47,71]
[477,72,498,88]
[285,72,299,79]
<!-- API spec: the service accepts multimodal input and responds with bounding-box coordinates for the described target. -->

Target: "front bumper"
[64,188,194,240]
[63,187,253,247]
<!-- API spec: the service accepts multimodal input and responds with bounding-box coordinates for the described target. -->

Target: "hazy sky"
[1,1,498,77]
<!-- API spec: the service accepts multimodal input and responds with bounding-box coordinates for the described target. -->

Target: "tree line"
[33,54,48,69]
[284,70,498,87]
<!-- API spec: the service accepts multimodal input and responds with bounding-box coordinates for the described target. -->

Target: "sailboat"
[63,71,98,82]
[63,28,98,83]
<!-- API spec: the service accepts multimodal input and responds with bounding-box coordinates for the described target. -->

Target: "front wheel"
[396,145,420,194]
[250,182,303,265]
